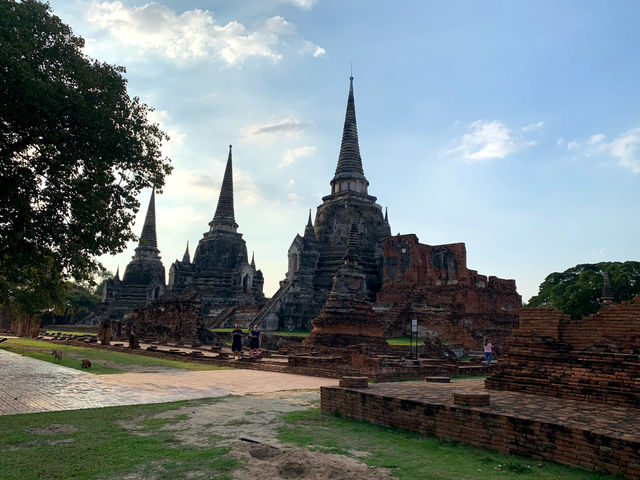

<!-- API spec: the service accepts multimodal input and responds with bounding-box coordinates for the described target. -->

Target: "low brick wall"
[321,386,640,479]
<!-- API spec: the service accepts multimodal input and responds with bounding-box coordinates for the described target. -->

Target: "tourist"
[231,324,243,360]
[483,338,493,366]
[249,325,261,358]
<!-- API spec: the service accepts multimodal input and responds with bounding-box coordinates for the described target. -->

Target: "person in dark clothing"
[249,325,261,358]
[231,325,243,360]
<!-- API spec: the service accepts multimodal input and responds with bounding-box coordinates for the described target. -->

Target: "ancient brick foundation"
[321,385,640,479]
[485,299,640,408]
[9,315,41,337]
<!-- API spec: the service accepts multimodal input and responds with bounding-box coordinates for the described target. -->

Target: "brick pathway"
[0,350,338,416]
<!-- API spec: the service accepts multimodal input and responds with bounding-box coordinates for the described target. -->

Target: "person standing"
[249,325,261,358]
[231,325,243,360]
[483,338,493,366]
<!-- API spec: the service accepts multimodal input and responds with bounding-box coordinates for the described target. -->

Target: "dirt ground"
[126,390,393,480]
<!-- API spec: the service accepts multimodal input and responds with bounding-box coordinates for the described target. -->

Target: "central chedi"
[168,145,265,316]
[254,76,391,331]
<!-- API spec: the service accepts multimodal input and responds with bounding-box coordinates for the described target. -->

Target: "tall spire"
[182,241,190,263]
[601,272,614,306]
[330,76,369,194]
[343,222,361,265]
[304,209,316,239]
[251,252,255,268]
[114,266,120,282]
[384,207,389,223]
[138,188,158,249]
[209,145,238,233]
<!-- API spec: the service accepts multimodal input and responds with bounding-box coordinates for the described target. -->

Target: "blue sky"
[49,0,640,301]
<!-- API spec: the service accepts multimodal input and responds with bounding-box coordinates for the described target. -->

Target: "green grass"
[278,409,619,480]
[45,330,97,336]
[0,401,238,480]
[0,338,226,374]
[387,336,414,346]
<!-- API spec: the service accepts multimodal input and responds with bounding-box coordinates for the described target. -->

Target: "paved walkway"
[0,349,338,416]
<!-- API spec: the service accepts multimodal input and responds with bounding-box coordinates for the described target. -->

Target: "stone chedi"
[93,190,165,322]
[304,223,387,348]
[254,77,391,331]
[377,234,521,349]
[168,146,265,315]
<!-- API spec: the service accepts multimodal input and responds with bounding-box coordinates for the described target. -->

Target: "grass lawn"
[0,401,237,480]
[278,409,619,480]
[45,330,97,336]
[0,338,226,374]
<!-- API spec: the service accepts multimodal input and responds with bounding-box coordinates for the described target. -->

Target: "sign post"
[411,319,418,360]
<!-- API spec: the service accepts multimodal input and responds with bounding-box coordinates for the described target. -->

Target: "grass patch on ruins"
[210,328,311,337]
[45,330,97,336]
[0,401,238,480]
[278,409,618,480]
[0,338,226,374]
[387,336,414,346]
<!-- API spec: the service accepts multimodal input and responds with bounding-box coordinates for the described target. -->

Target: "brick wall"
[321,386,640,479]
[486,301,640,408]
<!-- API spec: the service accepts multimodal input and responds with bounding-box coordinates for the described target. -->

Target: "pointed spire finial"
[182,241,190,263]
[251,251,256,268]
[330,76,369,194]
[114,266,120,281]
[384,207,388,223]
[138,188,158,250]
[601,271,614,305]
[304,209,316,239]
[210,145,238,232]
[343,222,361,265]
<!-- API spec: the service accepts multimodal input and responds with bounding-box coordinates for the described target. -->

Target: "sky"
[49,0,640,302]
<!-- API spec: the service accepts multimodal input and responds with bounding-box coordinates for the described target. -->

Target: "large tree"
[0,0,172,314]
[527,261,640,319]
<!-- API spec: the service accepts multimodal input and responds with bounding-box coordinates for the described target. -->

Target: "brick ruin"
[130,288,217,346]
[252,77,521,355]
[377,234,521,349]
[485,297,640,408]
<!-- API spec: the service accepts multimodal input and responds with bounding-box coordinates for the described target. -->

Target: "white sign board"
[411,319,418,333]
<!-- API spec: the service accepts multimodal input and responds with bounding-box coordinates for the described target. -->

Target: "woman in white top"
[483,338,493,366]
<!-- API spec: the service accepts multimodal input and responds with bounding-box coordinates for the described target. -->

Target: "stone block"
[452,392,490,406]
[425,376,450,383]
[339,376,369,388]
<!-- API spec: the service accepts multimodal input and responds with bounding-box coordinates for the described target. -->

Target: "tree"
[527,261,640,319]
[0,0,172,315]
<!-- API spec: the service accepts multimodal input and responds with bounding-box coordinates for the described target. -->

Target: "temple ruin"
[167,145,265,320]
[91,190,165,323]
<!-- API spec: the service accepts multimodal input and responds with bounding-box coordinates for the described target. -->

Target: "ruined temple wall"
[485,305,640,408]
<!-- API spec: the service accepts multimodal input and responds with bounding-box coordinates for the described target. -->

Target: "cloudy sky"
[50,0,640,302]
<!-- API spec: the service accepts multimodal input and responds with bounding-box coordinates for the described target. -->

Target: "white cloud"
[565,128,640,173]
[279,145,316,168]
[285,0,317,9]
[86,2,320,64]
[243,119,311,137]
[522,121,544,132]
[448,120,536,163]
[313,46,326,57]
[288,192,302,202]
[147,109,186,158]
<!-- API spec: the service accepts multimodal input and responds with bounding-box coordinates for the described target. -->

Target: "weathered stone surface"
[377,234,521,350]
[91,190,166,324]
[304,223,388,349]
[254,78,390,332]
[168,146,265,314]
[485,298,640,408]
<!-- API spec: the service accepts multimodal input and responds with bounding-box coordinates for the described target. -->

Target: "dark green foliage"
[0,0,172,314]
[527,262,640,319]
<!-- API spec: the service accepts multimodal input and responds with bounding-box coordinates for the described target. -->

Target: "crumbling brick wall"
[378,235,521,349]
[485,299,640,408]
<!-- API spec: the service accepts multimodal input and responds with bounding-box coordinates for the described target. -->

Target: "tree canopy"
[0,0,172,314]
[527,261,640,319]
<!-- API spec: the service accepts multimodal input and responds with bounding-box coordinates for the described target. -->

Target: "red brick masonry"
[321,379,640,479]
[485,299,640,408]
